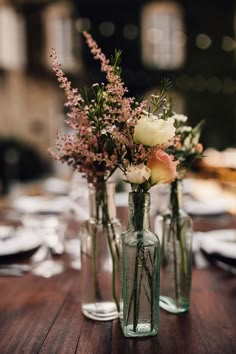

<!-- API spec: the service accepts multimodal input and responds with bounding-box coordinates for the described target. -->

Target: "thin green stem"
[136,254,144,328]
[104,220,120,312]
[123,192,158,334]
[133,245,140,332]
[126,282,134,325]
[178,223,188,276]
[171,220,180,307]
[143,284,151,304]
[171,180,187,276]
[170,179,189,307]
[101,182,120,312]
[92,223,101,300]
[148,250,153,266]
[150,272,154,331]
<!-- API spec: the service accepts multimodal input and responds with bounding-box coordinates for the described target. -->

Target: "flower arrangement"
[164,113,204,232]
[109,80,180,334]
[118,84,179,191]
[167,113,204,178]
[50,35,133,183]
[158,113,204,314]
[50,31,180,332]
[51,32,142,314]
[50,31,179,193]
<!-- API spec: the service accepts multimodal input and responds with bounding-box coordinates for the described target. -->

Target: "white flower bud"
[172,113,188,123]
[125,164,151,184]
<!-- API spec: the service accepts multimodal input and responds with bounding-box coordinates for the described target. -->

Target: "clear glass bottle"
[81,181,121,321]
[155,179,193,314]
[121,191,160,337]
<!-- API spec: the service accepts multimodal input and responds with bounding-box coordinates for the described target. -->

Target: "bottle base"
[159,296,189,314]
[122,323,158,338]
[82,302,119,321]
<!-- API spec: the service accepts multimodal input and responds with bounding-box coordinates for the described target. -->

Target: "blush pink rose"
[147,149,179,185]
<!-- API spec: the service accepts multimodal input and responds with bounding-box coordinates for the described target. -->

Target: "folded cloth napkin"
[0,227,42,256]
[42,178,70,195]
[12,194,90,223]
[184,197,230,216]
[12,196,72,214]
[193,229,236,270]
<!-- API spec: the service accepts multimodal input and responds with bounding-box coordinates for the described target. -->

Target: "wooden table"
[0,213,236,354]
[0,265,235,354]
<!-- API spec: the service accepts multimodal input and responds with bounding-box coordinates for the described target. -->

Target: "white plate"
[0,227,42,256]
[184,197,229,215]
[195,229,236,259]
[115,192,128,207]
[12,196,71,214]
[42,178,70,195]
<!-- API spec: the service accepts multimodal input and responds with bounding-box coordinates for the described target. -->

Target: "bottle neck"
[128,192,151,231]
[169,179,182,214]
[89,181,117,222]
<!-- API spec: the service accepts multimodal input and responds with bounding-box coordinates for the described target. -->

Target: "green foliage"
[150,78,173,118]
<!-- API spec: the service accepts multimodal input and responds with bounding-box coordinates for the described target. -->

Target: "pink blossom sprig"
[50,32,178,189]
[50,33,152,184]
[83,31,152,169]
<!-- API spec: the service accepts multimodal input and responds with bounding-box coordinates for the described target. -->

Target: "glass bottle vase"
[121,191,160,337]
[155,179,193,314]
[81,181,121,321]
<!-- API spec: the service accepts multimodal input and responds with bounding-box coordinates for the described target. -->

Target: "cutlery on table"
[0,263,30,276]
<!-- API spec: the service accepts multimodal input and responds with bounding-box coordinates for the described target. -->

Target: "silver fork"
[0,267,25,276]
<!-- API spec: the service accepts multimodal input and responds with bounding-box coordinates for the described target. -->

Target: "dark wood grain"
[0,270,75,353]
[39,271,83,354]
[0,211,236,354]
[76,318,112,354]
[0,267,235,354]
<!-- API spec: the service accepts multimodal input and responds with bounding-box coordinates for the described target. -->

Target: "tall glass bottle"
[155,179,192,314]
[121,191,160,337]
[81,181,121,321]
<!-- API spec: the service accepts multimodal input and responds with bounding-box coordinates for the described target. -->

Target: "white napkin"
[0,227,42,256]
[12,194,90,223]
[184,197,230,215]
[12,196,72,214]
[193,229,236,268]
[42,178,70,195]
[115,192,128,207]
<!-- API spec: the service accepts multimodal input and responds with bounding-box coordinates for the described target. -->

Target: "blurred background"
[0,0,235,194]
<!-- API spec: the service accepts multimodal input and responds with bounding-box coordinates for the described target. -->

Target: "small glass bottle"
[155,179,192,314]
[81,181,121,321]
[121,191,160,337]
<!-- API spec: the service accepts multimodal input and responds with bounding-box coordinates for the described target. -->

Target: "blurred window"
[43,3,81,73]
[0,5,26,70]
[141,2,185,70]
[235,11,236,60]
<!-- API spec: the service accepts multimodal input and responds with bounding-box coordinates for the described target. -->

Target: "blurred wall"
[0,0,235,184]
[76,0,236,149]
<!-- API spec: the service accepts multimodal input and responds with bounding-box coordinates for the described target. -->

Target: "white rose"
[134,115,176,147]
[125,164,151,184]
